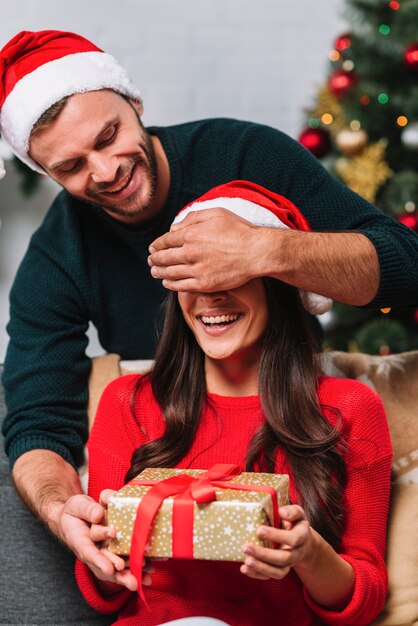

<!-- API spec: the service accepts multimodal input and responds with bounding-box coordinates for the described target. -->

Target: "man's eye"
[60,160,81,174]
[98,126,117,146]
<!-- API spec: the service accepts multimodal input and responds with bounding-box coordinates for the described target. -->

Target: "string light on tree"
[401,123,418,150]
[359,94,371,105]
[310,84,347,134]
[404,42,418,70]
[379,24,391,36]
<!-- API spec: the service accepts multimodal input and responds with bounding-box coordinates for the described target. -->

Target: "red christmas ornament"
[334,32,352,52]
[404,42,418,70]
[298,127,331,158]
[397,211,418,232]
[414,309,418,325]
[328,69,358,98]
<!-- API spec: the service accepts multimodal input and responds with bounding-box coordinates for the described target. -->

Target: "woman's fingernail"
[258,528,267,538]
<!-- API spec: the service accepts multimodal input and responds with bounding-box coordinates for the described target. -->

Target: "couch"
[1,350,418,625]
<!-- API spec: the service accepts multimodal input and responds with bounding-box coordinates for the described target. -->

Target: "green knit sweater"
[3,118,418,468]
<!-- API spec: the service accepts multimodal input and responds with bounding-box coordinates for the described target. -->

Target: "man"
[1,29,417,589]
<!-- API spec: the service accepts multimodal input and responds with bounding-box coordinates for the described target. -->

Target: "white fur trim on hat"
[174,195,333,316]
[0,51,141,173]
[173,197,290,230]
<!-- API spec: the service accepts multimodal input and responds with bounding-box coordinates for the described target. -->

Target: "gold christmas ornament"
[336,128,368,155]
[311,84,347,134]
[335,139,393,203]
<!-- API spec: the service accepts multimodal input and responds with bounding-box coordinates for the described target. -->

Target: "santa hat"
[0,30,141,174]
[174,180,332,315]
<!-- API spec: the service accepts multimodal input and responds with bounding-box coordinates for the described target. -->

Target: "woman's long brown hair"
[126,279,346,547]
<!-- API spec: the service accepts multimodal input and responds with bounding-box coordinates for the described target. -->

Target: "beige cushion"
[321,350,418,484]
[322,351,418,626]
[87,355,152,429]
[87,353,121,430]
[371,483,418,626]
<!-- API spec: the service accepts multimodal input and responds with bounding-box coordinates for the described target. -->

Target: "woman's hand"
[240,505,312,581]
[87,489,154,593]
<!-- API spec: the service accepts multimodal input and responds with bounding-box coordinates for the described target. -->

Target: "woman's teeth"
[201,314,240,325]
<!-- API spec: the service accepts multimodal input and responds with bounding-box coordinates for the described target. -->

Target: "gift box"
[108,464,289,563]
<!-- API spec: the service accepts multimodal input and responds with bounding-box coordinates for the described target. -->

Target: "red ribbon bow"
[126,464,280,606]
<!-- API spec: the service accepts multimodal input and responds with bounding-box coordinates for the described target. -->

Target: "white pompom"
[299,289,333,316]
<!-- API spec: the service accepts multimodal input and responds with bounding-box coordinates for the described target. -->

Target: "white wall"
[0,0,347,360]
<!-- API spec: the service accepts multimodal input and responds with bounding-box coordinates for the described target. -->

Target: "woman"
[76,181,392,626]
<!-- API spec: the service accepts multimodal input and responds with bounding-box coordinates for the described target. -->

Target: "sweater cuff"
[75,559,132,614]
[303,554,387,626]
[6,433,80,470]
[357,224,418,308]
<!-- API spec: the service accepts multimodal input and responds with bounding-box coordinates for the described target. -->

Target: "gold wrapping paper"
[108,467,289,562]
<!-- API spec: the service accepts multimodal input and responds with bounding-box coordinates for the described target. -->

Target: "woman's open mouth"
[198,313,244,331]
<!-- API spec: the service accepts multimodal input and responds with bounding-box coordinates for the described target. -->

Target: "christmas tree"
[299,0,418,355]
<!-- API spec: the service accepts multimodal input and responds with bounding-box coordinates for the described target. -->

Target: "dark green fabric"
[3,118,418,469]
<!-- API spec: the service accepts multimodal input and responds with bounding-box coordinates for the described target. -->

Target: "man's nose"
[90,152,119,183]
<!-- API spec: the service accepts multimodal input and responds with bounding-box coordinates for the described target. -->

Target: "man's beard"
[85,125,158,220]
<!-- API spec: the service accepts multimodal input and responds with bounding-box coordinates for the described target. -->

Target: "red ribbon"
[127,464,280,606]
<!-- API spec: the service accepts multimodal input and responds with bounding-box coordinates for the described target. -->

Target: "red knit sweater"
[76,374,392,626]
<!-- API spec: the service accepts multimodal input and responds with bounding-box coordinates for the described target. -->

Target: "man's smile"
[102,164,136,195]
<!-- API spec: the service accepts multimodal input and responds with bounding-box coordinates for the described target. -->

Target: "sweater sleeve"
[237,123,418,308]
[305,379,392,625]
[76,374,145,614]
[2,200,91,468]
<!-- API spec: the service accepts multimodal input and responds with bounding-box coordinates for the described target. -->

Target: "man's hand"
[59,493,127,581]
[148,208,263,292]
[87,489,154,592]
[149,207,379,305]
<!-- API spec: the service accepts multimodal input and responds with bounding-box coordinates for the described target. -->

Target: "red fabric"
[177,179,311,231]
[0,30,102,106]
[75,374,392,626]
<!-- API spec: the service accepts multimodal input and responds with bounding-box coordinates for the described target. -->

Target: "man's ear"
[129,98,144,118]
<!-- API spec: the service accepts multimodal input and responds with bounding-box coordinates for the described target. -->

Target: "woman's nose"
[198,292,227,302]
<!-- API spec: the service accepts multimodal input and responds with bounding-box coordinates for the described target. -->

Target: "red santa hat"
[174,180,333,315]
[0,30,141,174]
